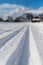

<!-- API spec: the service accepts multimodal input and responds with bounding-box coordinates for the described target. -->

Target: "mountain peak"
[0,4,43,20]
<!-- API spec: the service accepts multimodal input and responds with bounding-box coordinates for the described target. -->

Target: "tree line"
[0,13,42,22]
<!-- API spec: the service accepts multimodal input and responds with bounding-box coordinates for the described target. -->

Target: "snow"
[0,25,26,49]
[31,24,43,65]
[29,26,42,65]
[0,24,28,65]
[1,4,43,20]
[0,22,43,65]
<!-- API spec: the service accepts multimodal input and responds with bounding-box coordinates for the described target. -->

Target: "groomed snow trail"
[0,22,43,65]
[0,25,25,49]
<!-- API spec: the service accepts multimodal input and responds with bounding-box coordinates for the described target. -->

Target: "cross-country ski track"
[0,22,43,65]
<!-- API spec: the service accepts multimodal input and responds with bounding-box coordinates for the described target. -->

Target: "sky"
[0,0,43,9]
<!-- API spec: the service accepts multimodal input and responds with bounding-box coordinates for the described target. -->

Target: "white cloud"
[0,3,43,19]
[0,3,26,19]
[0,3,17,9]
[0,4,17,18]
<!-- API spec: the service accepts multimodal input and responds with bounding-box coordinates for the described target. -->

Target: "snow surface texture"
[0,22,43,65]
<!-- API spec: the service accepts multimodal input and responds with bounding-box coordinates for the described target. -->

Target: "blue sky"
[0,0,43,9]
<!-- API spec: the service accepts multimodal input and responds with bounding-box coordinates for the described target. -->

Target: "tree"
[8,16,13,22]
[14,17,21,22]
[26,13,33,21]
[0,18,3,22]
[4,16,13,22]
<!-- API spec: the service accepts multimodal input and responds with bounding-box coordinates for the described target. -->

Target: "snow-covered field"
[0,22,43,65]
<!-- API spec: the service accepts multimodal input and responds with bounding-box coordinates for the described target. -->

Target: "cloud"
[0,4,17,18]
[0,3,25,10]
[0,3,26,20]
[0,3,25,18]
[0,3,43,19]
[0,3,17,9]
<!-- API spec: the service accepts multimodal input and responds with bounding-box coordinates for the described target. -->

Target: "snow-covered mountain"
[0,4,43,20]
[0,4,29,20]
